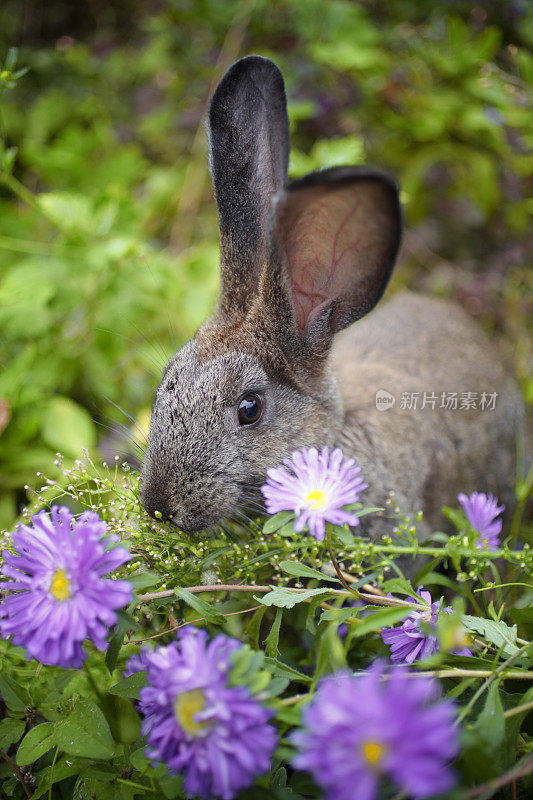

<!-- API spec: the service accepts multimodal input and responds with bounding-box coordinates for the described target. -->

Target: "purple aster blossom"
[126,627,276,800]
[0,505,132,669]
[458,491,505,552]
[381,588,471,664]
[261,446,368,542]
[291,662,459,800]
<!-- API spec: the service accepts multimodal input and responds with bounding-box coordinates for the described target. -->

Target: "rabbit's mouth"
[236,483,268,521]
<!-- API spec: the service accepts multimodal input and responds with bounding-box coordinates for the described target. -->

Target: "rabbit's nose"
[139,480,175,522]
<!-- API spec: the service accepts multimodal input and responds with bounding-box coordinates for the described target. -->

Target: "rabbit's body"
[332,292,521,537]
[140,56,523,540]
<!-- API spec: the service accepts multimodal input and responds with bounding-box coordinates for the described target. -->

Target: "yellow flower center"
[50,569,70,601]
[306,489,327,510]
[174,689,209,736]
[361,740,385,767]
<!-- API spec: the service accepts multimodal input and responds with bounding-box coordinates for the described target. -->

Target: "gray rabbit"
[140,55,524,541]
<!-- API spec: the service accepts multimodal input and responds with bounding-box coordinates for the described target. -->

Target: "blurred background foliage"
[0,0,531,527]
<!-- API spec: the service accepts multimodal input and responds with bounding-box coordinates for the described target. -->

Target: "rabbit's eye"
[237,393,263,426]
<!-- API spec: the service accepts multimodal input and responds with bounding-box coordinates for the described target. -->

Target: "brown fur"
[140,56,524,548]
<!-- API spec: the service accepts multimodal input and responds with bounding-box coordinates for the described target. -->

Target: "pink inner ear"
[279,182,389,330]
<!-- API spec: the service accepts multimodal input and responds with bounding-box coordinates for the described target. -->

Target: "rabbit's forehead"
[159,342,268,402]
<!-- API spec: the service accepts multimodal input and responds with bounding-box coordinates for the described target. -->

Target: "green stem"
[503,699,533,719]
[116,778,157,792]
[358,543,524,559]
[48,745,59,800]
[462,582,484,617]
[277,693,308,707]
[408,668,533,680]
[83,661,105,701]
[455,643,530,724]
[325,526,360,598]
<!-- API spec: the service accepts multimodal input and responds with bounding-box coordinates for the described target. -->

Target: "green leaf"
[158,773,184,799]
[462,615,519,656]
[381,578,416,597]
[108,670,148,699]
[261,676,290,699]
[0,675,30,712]
[351,606,411,638]
[477,682,505,746]
[32,758,80,799]
[315,624,346,683]
[55,699,115,760]
[41,396,96,458]
[263,511,294,534]
[271,766,287,789]
[38,192,95,236]
[256,587,334,609]
[343,505,384,517]
[105,610,134,674]
[320,606,359,624]
[128,571,161,592]
[461,681,506,782]
[16,722,55,766]
[263,657,312,685]
[174,588,227,625]
[129,746,150,772]
[264,608,283,658]
[0,718,25,750]
[279,560,339,583]
[229,645,264,683]
[245,605,266,649]
[332,527,355,547]
[100,694,141,744]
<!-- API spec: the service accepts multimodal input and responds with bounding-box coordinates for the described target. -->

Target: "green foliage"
[1,455,531,798]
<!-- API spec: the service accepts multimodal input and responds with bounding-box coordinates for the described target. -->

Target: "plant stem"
[116,778,157,792]
[128,604,264,644]
[137,584,445,612]
[406,668,533,680]
[137,584,272,602]
[0,749,32,798]
[48,746,59,800]
[325,527,360,597]
[83,661,105,701]
[465,754,533,798]
[503,699,533,719]
[455,644,530,724]
[277,693,308,707]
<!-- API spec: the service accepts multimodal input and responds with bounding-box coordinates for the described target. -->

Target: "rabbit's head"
[140,56,401,531]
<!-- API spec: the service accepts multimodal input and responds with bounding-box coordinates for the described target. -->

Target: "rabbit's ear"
[264,166,401,355]
[209,55,290,316]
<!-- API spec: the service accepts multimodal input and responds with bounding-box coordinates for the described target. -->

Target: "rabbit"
[140,55,524,543]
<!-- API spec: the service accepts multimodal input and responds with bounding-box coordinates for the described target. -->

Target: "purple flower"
[458,491,504,551]
[0,506,132,668]
[381,588,471,664]
[291,662,459,800]
[261,446,368,541]
[126,627,276,800]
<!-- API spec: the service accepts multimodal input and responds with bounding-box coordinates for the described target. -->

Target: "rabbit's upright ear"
[264,167,401,356]
[209,55,290,316]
